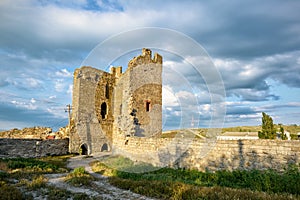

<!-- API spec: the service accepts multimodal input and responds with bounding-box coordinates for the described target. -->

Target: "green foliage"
[92,160,300,197]
[46,186,73,200]
[280,125,287,140]
[92,155,158,173]
[65,167,95,186]
[23,175,47,189]
[2,157,59,172]
[291,134,299,140]
[109,177,297,200]
[38,154,74,169]
[0,170,8,179]
[0,184,23,200]
[259,112,276,139]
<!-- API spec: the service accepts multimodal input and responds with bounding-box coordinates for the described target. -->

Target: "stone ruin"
[69,48,163,155]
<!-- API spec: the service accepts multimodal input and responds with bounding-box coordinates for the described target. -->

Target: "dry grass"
[91,156,300,200]
[65,167,95,186]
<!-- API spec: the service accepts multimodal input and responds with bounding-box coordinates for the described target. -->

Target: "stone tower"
[69,48,162,155]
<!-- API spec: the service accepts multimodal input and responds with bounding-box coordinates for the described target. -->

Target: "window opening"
[105,83,109,99]
[145,101,151,112]
[101,102,107,119]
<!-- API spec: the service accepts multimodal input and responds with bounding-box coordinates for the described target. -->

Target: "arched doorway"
[101,102,107,119]
[79,144,88,155]
[101,143,109,152]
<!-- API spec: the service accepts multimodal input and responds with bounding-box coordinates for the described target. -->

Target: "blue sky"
[0,0,299,131]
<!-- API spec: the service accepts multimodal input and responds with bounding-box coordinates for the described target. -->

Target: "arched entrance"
[79,144,88,155]
[101,143,109,152]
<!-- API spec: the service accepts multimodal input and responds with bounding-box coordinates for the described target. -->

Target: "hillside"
[0,126,69,140]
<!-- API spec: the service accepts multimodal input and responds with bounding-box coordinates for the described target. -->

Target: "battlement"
[110,66,122,78]
[128,48,162,68]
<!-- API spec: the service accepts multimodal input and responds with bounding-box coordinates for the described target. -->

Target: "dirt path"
[46,153,156,200]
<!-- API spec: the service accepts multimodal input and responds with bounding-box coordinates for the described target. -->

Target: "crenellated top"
[110,66,122,78]
[127,48,162,69]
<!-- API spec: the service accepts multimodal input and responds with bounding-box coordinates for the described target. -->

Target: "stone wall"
[113,49,162,138]
[0,138,69,158]
[113,137,300,171]
[70,49,162,155]
[70,66,114,154]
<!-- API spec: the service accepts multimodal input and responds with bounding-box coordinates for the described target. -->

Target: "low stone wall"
[0,138,69,158]
[113,137,300,171]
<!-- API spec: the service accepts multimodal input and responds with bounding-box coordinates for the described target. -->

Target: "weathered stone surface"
[70,48,162,154]
[113,137,300,171]
[0,138,69,158]
[68,48,300,172]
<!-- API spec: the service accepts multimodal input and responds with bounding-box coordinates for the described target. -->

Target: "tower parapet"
[128,48,162,69]
[110,66,122,78]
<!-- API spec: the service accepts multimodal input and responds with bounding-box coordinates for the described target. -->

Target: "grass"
[0,183,24,200]
[91,155,159,174]
[0,155,96,199]
[44,186,91,200]
[18,175,48,189]
[92,155,300,200]
[65,167,95,186]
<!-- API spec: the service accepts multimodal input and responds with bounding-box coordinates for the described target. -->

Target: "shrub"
[4,157,59,172]
[65,167,95,186]
[27,175,47,189]
[0,184,23,200]
[46,186,72,200]
[92,158,300,196]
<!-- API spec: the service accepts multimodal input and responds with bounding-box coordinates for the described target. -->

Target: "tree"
[279,125,287,140]
[258,112,276,139]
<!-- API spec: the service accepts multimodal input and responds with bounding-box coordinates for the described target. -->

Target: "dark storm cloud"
[226,106,256,115]
[186,0,300,59]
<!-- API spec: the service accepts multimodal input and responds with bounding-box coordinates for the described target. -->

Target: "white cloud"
[49,95,57,99]
[55,69,72,77]
[30,98,36,104]
[162,85,179,107]
[11,99,37,110]
[54,79,67,92]
[0,0,300,130]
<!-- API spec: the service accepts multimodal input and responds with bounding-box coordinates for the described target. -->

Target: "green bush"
[0,184,23,200]
[93,160,300,196]
[46,187,72,200]
[3,158,59,171]
[65,167,95,186]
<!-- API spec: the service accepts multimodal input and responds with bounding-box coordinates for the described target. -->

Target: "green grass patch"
[92,156,300,199]
[110,178,295,200]
[0,155,71,175]
[65,167,95,186]
[91,155,158,174]
[38,154,74,169]
[18,175,47,189]
[0,183,24,200]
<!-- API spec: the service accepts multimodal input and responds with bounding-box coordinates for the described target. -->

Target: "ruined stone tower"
[69,48,162,154]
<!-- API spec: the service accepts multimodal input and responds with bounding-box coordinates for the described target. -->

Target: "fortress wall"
[70,66,112,154]
[0,138,69,158]
[113,137,300,171]
[113,49,162,139]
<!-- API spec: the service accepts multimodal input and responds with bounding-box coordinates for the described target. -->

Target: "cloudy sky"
[0,0,299,131]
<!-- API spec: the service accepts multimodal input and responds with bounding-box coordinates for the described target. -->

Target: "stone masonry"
[0,138,69,158]
[69,48,300,171]
[69,48,162,154]
[113,137,300,172]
